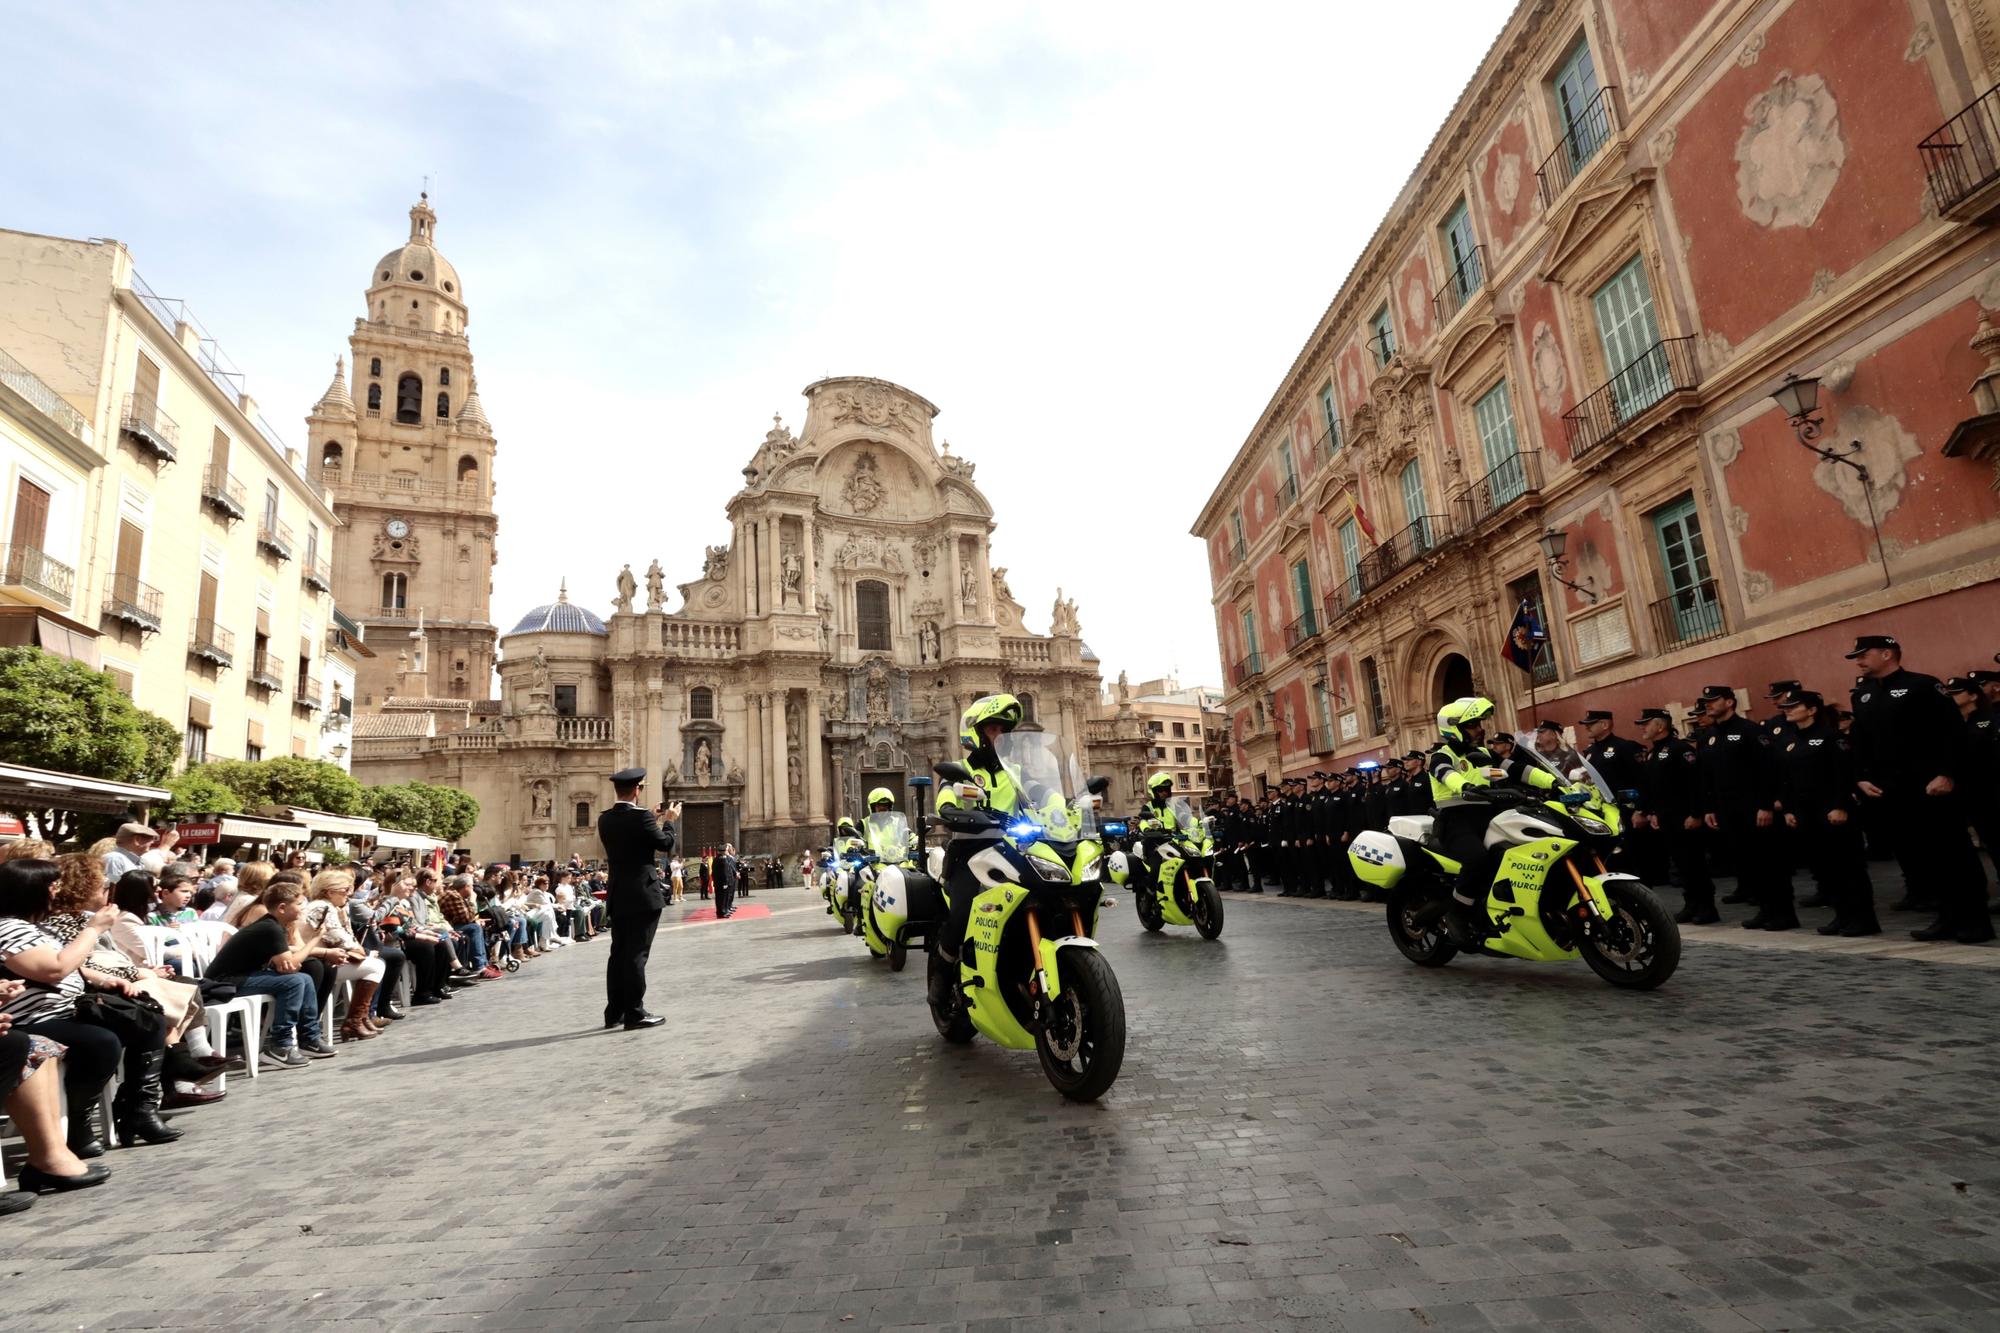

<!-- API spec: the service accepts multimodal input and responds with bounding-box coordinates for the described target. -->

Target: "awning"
[182,812,311,844]
[0,761,169,816]
[0,605,101,668]
[371,826,449,851]
[274,806,379,838]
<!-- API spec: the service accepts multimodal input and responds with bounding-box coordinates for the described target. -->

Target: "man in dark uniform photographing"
[598,767,679,1030]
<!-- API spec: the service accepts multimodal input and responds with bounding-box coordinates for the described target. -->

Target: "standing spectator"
[1774,690,1878,936]
[1695,685,1783,927]
[713,842,739,918]
[1943,676,2000,896]
[1847,635,1991,943]
[669,857,685,905]
[696,855,710,902]
[1634,708,1715,924]
[99,823,157,883]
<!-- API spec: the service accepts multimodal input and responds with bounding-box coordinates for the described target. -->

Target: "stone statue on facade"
[1116,670,1131,704]
[788,753,803,802]
[725,759,745,786]
[645,560,666,610]
[866,663,891,723]
[781,545,803,605]
[694,738,713,786]
[938,438,975,479]
[919,620,940,663]
[787,696,802,748]
[529,645,551,692]
[1050,588,1080,636]
[530,782,552,821]
[614,564,637,613]
[664,758,681,786]
[702,545,729,581]
[960,563,977,610]
[841,451,887,514]
[991,567,1013,605]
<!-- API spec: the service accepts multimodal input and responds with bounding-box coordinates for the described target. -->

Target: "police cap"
[1577,709,1613,724]
[610,767,646,786]
[1534,718,1563,733]
[1764,679,1803,699]
[1971,669,2000,685]
[1635,707,1674,724]
[1697,684,1737,702]
[1843,633,1900,659]
[1940,676,1981,696]
[1780,690,1824,709]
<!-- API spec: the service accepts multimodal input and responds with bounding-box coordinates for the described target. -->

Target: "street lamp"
[1538,527,1598,603]
[1769,372,1890,588]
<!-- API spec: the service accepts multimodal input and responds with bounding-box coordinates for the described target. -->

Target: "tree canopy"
[0,647,182,838]
[163,769,244,820]
[194,757,367,817]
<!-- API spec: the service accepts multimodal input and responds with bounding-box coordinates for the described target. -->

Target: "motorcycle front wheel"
[1387,894,1459,966]
[1135,888,1164,932]
[1192,879,1224,940]
[1035,948,1125,1102]
[926,944,975,1043]
[1580,881,1681,990]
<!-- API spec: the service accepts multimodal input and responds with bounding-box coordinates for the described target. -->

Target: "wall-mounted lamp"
[1770,372,1890,589]
[1538,528,1599,603]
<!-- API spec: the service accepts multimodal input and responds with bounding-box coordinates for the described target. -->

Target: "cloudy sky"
[11,1,1507,689]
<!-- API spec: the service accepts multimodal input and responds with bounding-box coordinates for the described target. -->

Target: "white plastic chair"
[205,992,271,1080]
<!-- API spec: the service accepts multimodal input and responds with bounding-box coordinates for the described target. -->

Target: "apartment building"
[1194,0,2000,795]
[0,229,347,767]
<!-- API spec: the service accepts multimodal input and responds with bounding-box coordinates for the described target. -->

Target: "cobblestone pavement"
[6,880,1999,1332]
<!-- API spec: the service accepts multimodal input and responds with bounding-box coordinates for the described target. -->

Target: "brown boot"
[340,981,380,1041]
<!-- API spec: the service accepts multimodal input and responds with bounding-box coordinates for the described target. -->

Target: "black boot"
[113,1049,185,1146]
[65,1091,105,1159]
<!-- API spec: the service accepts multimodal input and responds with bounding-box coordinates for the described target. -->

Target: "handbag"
[72,988,169,1045]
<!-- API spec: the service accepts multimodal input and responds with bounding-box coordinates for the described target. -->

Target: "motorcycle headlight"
[1028,854,1071,882]
[1573,815,1611,836]
[1076,856,1101,882]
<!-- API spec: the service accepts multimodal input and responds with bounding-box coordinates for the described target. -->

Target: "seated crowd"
[0,829,607,1216]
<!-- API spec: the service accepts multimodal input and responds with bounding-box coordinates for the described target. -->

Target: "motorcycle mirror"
[1568,767,1589,783]
[935,761,972,783]
[1087,775,1110,796]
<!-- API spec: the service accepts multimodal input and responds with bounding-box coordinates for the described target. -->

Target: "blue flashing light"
[1101,820,1128,836]
[1006,820,1043,841]
[1355,760,1382,770]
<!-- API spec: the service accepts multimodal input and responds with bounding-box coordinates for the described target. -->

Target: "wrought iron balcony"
[102,573,163,633]
[1308,724,1336,755]
[200,464,246,521]
[1537,86,1618,208]
[0,348,88,442]
[321,696,353,732]
[1461,451,1544,527]
[1283,607,1321,651]
[1355,514,1456,594]
[1921,83,2000,219]
[0,544,75,605]
[257,519,294,561]
[189,617,234,668]
[1229,537,1247,565]
[1562,336,1701,461]
[1229,652,1264,687]
[120,393,179,463]
[1432,245,1487,327]
[247,652,284,692]
[302,557,333,594]
[1316,421,1342,461]
[1276,474,1300,510]
[1649,578,1727,649]
[1323,578,1359,624]
[295,675,323,712]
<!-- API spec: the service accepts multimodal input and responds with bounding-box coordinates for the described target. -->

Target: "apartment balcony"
[1921,83,2000,221]
[0,348,89,444]
[1229,536,1247,565]
[1536,87,1618,208]
[189,617,234,669]
[1315,422,1342,463]
[302,556,333,594]
[120,393,179,464]
[0,544,75,607]
[1562,336,1701,462]
[102,573,163,633]
[1355,514,1456,595]
[1431,245,1487,327]
[321,696,353,732]
[247,652,285,692]
[1459,450,1544,528]
[294,675,323,712]
[1323,579,1359,626]
[200,464,247,521]
[1229,652,1264,688]
[557,715,614,744]
[1649,578,1728,649]
[1275,474,1300,510]
[1282,607,1322,652]
[257,519,295,561]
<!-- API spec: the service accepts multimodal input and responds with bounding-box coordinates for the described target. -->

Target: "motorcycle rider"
[1429,697,1558,944]
[863,788,918,866]
[932,695,1030,985]
[1134,771,1189,894]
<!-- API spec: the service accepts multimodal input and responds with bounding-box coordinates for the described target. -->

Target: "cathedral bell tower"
[309,194,499,708]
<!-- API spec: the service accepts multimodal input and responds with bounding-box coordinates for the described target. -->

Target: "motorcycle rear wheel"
[1192,880,1225,940]
[1135,888,1164,932]
[926,944,975,1043]
[1387,895,1458,966]
[887,935,908,972]
[1036,948,1125,1102]
[1580,881,1681,990]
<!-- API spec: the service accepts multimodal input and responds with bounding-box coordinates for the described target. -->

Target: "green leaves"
[0,647,180,783]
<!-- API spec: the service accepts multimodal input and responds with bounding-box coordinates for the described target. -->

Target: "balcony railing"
[1316,421,1342,462]
[1229,537,1247,565]
[321,696,353,732]
[1432,245,1487,327]
[1283,608,1321,650]
[1276,475,1300,510]
[0,348,88,442]
[302,556,333,593]
[1921,83,2000,218]
[330,470,484,502]
[200,464,246,521]
[1537,86,1618,208]
[1461,451,1544,527]
[189,617,234,668]
[557,715,614,743]
[1229,652,1264,687]
[103,573,163,633]
[1324,579,1359,624]
[1308,724,1336,755]
[295,675,323,711]
[1562,336,1701,461]
[376,603,410,620]
[248,652,285,692]
[1650,578,1727,648]
[1355,514,1456,595]
[1,544,75,604]
[257,519,295,561]
[120,393,179,463]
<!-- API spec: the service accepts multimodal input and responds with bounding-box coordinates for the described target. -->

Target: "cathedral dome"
[368,195,465,310]
[504,582,606,637]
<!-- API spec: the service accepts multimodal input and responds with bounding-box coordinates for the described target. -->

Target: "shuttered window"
[856,579,890,652]
[133,353,161,411]
[1592,256,1667,418]
[115,520,144,579]
[197,571,218,627]
[10,478,50,552]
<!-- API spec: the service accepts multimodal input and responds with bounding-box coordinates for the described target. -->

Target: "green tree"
[0,647,184,839]
[197,756,366,816]
[419,784,480,841]
[163,770,244,820]
[364,782,439,835]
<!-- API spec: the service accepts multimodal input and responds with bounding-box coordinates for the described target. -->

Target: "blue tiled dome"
[505,584,607,637]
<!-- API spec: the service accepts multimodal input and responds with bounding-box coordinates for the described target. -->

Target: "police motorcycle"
[1347,737,1681,989]
[1113,796,1225,940]
[819,819,867,935]
[856,780,949,972]
[928,732,1127,1101]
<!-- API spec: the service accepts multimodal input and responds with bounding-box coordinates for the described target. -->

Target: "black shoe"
[379,1002,407,1021]
[1797,895,1829,910]
[18,1161,109,1194]
[1687,910,1721,925]
[623,1012,666,1030]
[1761,916,1800,932]
[1891,898,1935,913]
[1740,914,1770,930]
[604,1012,621,1031]
[64,1099,104,1160]
[412,992,443,1006]
[1721,891,1755,905]
[113,1050,184,1146]
[1911,918,1954,941]
[1956,923,1997,945]
[1840,921,1881,937]
[1816,919,1848,936]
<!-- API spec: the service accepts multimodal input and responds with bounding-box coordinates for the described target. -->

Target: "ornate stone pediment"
[1540,172,1655,283]
[1435,316,1513,388]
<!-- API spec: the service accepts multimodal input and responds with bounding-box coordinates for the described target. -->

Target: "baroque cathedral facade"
[329,203,1109,858]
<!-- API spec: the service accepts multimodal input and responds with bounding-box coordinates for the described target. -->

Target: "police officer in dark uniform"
[1633,708,1714,922]
[1251,795,1275,892]
[1341,770,1372,899]
[1404,751,1436,813]
[1773,689,1878,936]
[1296,773,1327,898]
[1360,764,1390,835]
[1694,684,1786,927]
[1847,633,1992,943]
[1579,708,1644,842]
[596,767,678,1030]
[1323,772,1357,900]
[1943,676,2000,902]
[1487,730,1530,784]
[1759,681,1803,746]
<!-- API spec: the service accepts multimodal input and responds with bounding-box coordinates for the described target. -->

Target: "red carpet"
[677,903,772,924]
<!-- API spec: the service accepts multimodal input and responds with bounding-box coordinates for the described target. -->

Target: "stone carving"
[990,567,1012,605]
[744,413,798,484]
[664,758,680,785]
[828,383,921,434]
[1819,405,1923,523]
[777,623,817,641]
[866,662,890,723]
[1651,126,1678,167]
[823,686,847,721]
[1493,152,1523,214]
[1050,589,1080,637]
[919,620,940,662]
[1811,267,1838,298]
[726,760,745,785]
[788,753,803,804]
[694,738,712,786]
[645,560,665,610]
[701,545,729,581]
[1727,505,1751,536]
[1736,73,1846,231]
[781,544,802,604]
[530,781,553,821]
[372,531,421,562]
[614,564,636,613]
[1115,670,1131,705]
[835,535,881,568]
[912,594,943,617]
[1737,31,1765,67]
[938,439,975,478]
[960,563,977,609]
[617,713,633,756]
[529,645,550,692]
[787,697,802,749]
[1403,275,1429,339]
[840,452,887,514]
[912,538,937,576]
[1531,321,1567,417]
[1743,569,1775,603]
[1708,429,1743,467]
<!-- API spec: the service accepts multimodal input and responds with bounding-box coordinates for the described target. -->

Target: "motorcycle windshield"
[992,731,1098,841]
[1509,732,1616,804]
[865,811,911,856]
[1167,796,1204,840]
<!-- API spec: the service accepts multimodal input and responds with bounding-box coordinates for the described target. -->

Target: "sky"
[9,0,1510,691]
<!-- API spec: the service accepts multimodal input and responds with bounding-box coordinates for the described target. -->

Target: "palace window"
[856,579,890,651]
[574,801,591,828]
